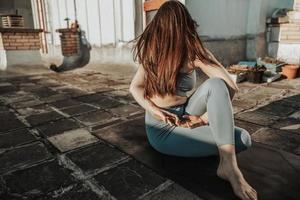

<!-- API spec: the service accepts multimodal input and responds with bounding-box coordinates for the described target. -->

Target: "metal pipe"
[56,0,61,28]
[73,0,78,21]
[40,0,48,53]
[97,0,102,46]
[36,0,44,53]
[44,0,54,45]
[84,0,90,40]
[30,0,38,29]
[37,0,48,54]
[112,0,117,46]
[65,0,68,20]
[120,0,124,42]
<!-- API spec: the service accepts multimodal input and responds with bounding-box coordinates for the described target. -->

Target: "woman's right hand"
[149,106,180,126]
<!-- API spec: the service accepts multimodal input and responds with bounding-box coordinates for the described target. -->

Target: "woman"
[129,1,257,200]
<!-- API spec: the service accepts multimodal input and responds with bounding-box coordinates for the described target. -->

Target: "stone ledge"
[0,28,43,33]
[56,28,79,33]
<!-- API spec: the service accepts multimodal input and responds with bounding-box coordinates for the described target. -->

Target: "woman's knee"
[203,77,228,94]
[241,129,252,148]
[235,128,252,152]
[205,77,225,86]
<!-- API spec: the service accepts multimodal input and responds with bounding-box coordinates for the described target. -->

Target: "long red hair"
[131,0,221,99]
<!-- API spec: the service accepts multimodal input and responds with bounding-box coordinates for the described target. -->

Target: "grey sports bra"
[175,68,196,97]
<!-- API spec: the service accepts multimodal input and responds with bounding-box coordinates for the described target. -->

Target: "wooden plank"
[144,0,167,12]
[1,16,24,28]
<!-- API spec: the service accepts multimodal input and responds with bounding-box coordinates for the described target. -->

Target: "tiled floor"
[0,67,299,200]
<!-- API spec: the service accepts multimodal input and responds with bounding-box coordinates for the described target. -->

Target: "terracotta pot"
[282,64,299,80]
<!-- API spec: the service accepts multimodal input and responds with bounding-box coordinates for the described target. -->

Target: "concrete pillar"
[134,0,144,37]
[246,0,267,60]
[0,29,43,70]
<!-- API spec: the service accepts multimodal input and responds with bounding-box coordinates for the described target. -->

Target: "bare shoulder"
[130,63,145,88]
[136,63,145,73]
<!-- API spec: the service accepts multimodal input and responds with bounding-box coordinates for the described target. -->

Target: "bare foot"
[217,163,257,200]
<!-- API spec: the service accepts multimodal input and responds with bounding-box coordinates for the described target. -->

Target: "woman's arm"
[189,49,238,125]
[194,48,239,100]
[129,64,158,112]
[129,64,181,125]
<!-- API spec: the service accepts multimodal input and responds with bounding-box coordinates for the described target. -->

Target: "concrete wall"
[34,0,136,46]
[268,42,300,64]
[186,0,294,65]
[186,0,294,37]
[247,0,294,34]
[186,0,249,38]
[30,0,137,66]
[1,50,43,70]
[246,0,294,60]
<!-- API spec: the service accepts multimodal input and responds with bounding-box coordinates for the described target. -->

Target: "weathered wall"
[33,0,136,46]
[267,0,300,64]
[186,0,295,65]
[0,29,43,70]
[186,0,249,38]
[24,0,296,68]
[0,0,34,28]
[30,0,136,66]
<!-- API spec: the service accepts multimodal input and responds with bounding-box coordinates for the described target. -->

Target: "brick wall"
[0,31,41,50]
[295,0,300,11]
[58,29,80,56]
[280,24,300,43]
[276,2,300,44]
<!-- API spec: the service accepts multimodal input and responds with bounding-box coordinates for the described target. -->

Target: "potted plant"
[247,65,266,83]
[282,64,299,80]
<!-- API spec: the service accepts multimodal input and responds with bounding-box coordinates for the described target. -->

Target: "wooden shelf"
[144,0,167,12]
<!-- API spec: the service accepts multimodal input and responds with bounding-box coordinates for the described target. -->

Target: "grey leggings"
[145,77,252,157]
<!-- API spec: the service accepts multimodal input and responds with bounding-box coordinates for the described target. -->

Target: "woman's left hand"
[178,114,209,129]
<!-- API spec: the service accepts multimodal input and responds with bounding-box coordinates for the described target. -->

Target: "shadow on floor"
[93,93,300,200]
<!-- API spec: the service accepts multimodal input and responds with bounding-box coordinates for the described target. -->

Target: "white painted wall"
[186,0,249,38]
[268,43,300,64]
[247,0,294,35]
[186,0,295,61]
[31,0,135,46]
[186,0,294,38]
